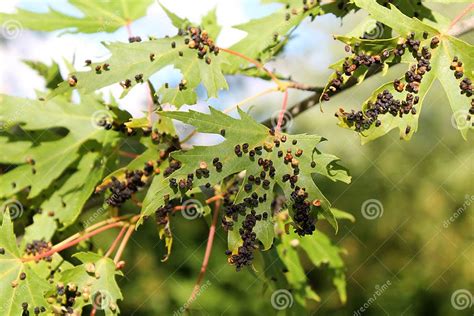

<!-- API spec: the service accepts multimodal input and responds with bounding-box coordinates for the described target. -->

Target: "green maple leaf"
[332,0,473,142]
[0,213,51,316]
[227,0,451,77]
[257,211,350,310]
[275,218,347,305]
[0,0,152,34]
[60,252,123,315]
[23,212,57,244]
[159,85,198,107]
[52,7,228,107]
[322,36,401,99]
[0,95,121,217]
[158,2,190,30]
[53,37,228,105]
[141,108,350,252]
[23,60,64,90]
[36,148,114,229]
[296,231,347,303]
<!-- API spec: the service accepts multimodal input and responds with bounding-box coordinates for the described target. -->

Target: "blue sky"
[0,0,347,122]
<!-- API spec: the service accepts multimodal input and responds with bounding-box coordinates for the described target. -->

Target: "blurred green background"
[1,1,472,315]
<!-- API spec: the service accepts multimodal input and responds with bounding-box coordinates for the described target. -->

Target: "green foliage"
[0,0,471,315]
[0,95,121,200]
[0,0,152,33]
[52,8,228,106]
[23,60,63,90]
[325,0,473,142]
[60,252,123,315]
[141,108,350,229]
[0,213,50,316]
[275,212,347,304]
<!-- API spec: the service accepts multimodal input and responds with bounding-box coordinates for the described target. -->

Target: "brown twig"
[118,150,140,159]
[447,3,474,32]
[186,199,221,305]
[54,216,131,250]
[219,47,282,87]
[23,222,125,262]
[276,90,289,131]
[287,81,324,92]
[261,64,384,128]
[180,130,198,144]
[113,224,136,263]
[105,225,129,258]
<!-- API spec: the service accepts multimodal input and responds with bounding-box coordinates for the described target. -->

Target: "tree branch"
[105,225,129,258]
[448,16,474,37]
[23,222,125,262]
[186,199,221,306]
[113,224,136,263]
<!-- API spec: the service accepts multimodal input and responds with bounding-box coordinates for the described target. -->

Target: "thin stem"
[187,200,221,305]
[219,47,282,87]
[54,216,130,250]
[126,20,133,38]
[118,150,140,159]
[105,225,129,258]
[23,222,125,262]
[224,87,278,114]
[448,3,474,31]
[287,81,324,92]
[113,224,136,263]
[276,90,289,132]
[205,194,223,204]
[180,130,198,144]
